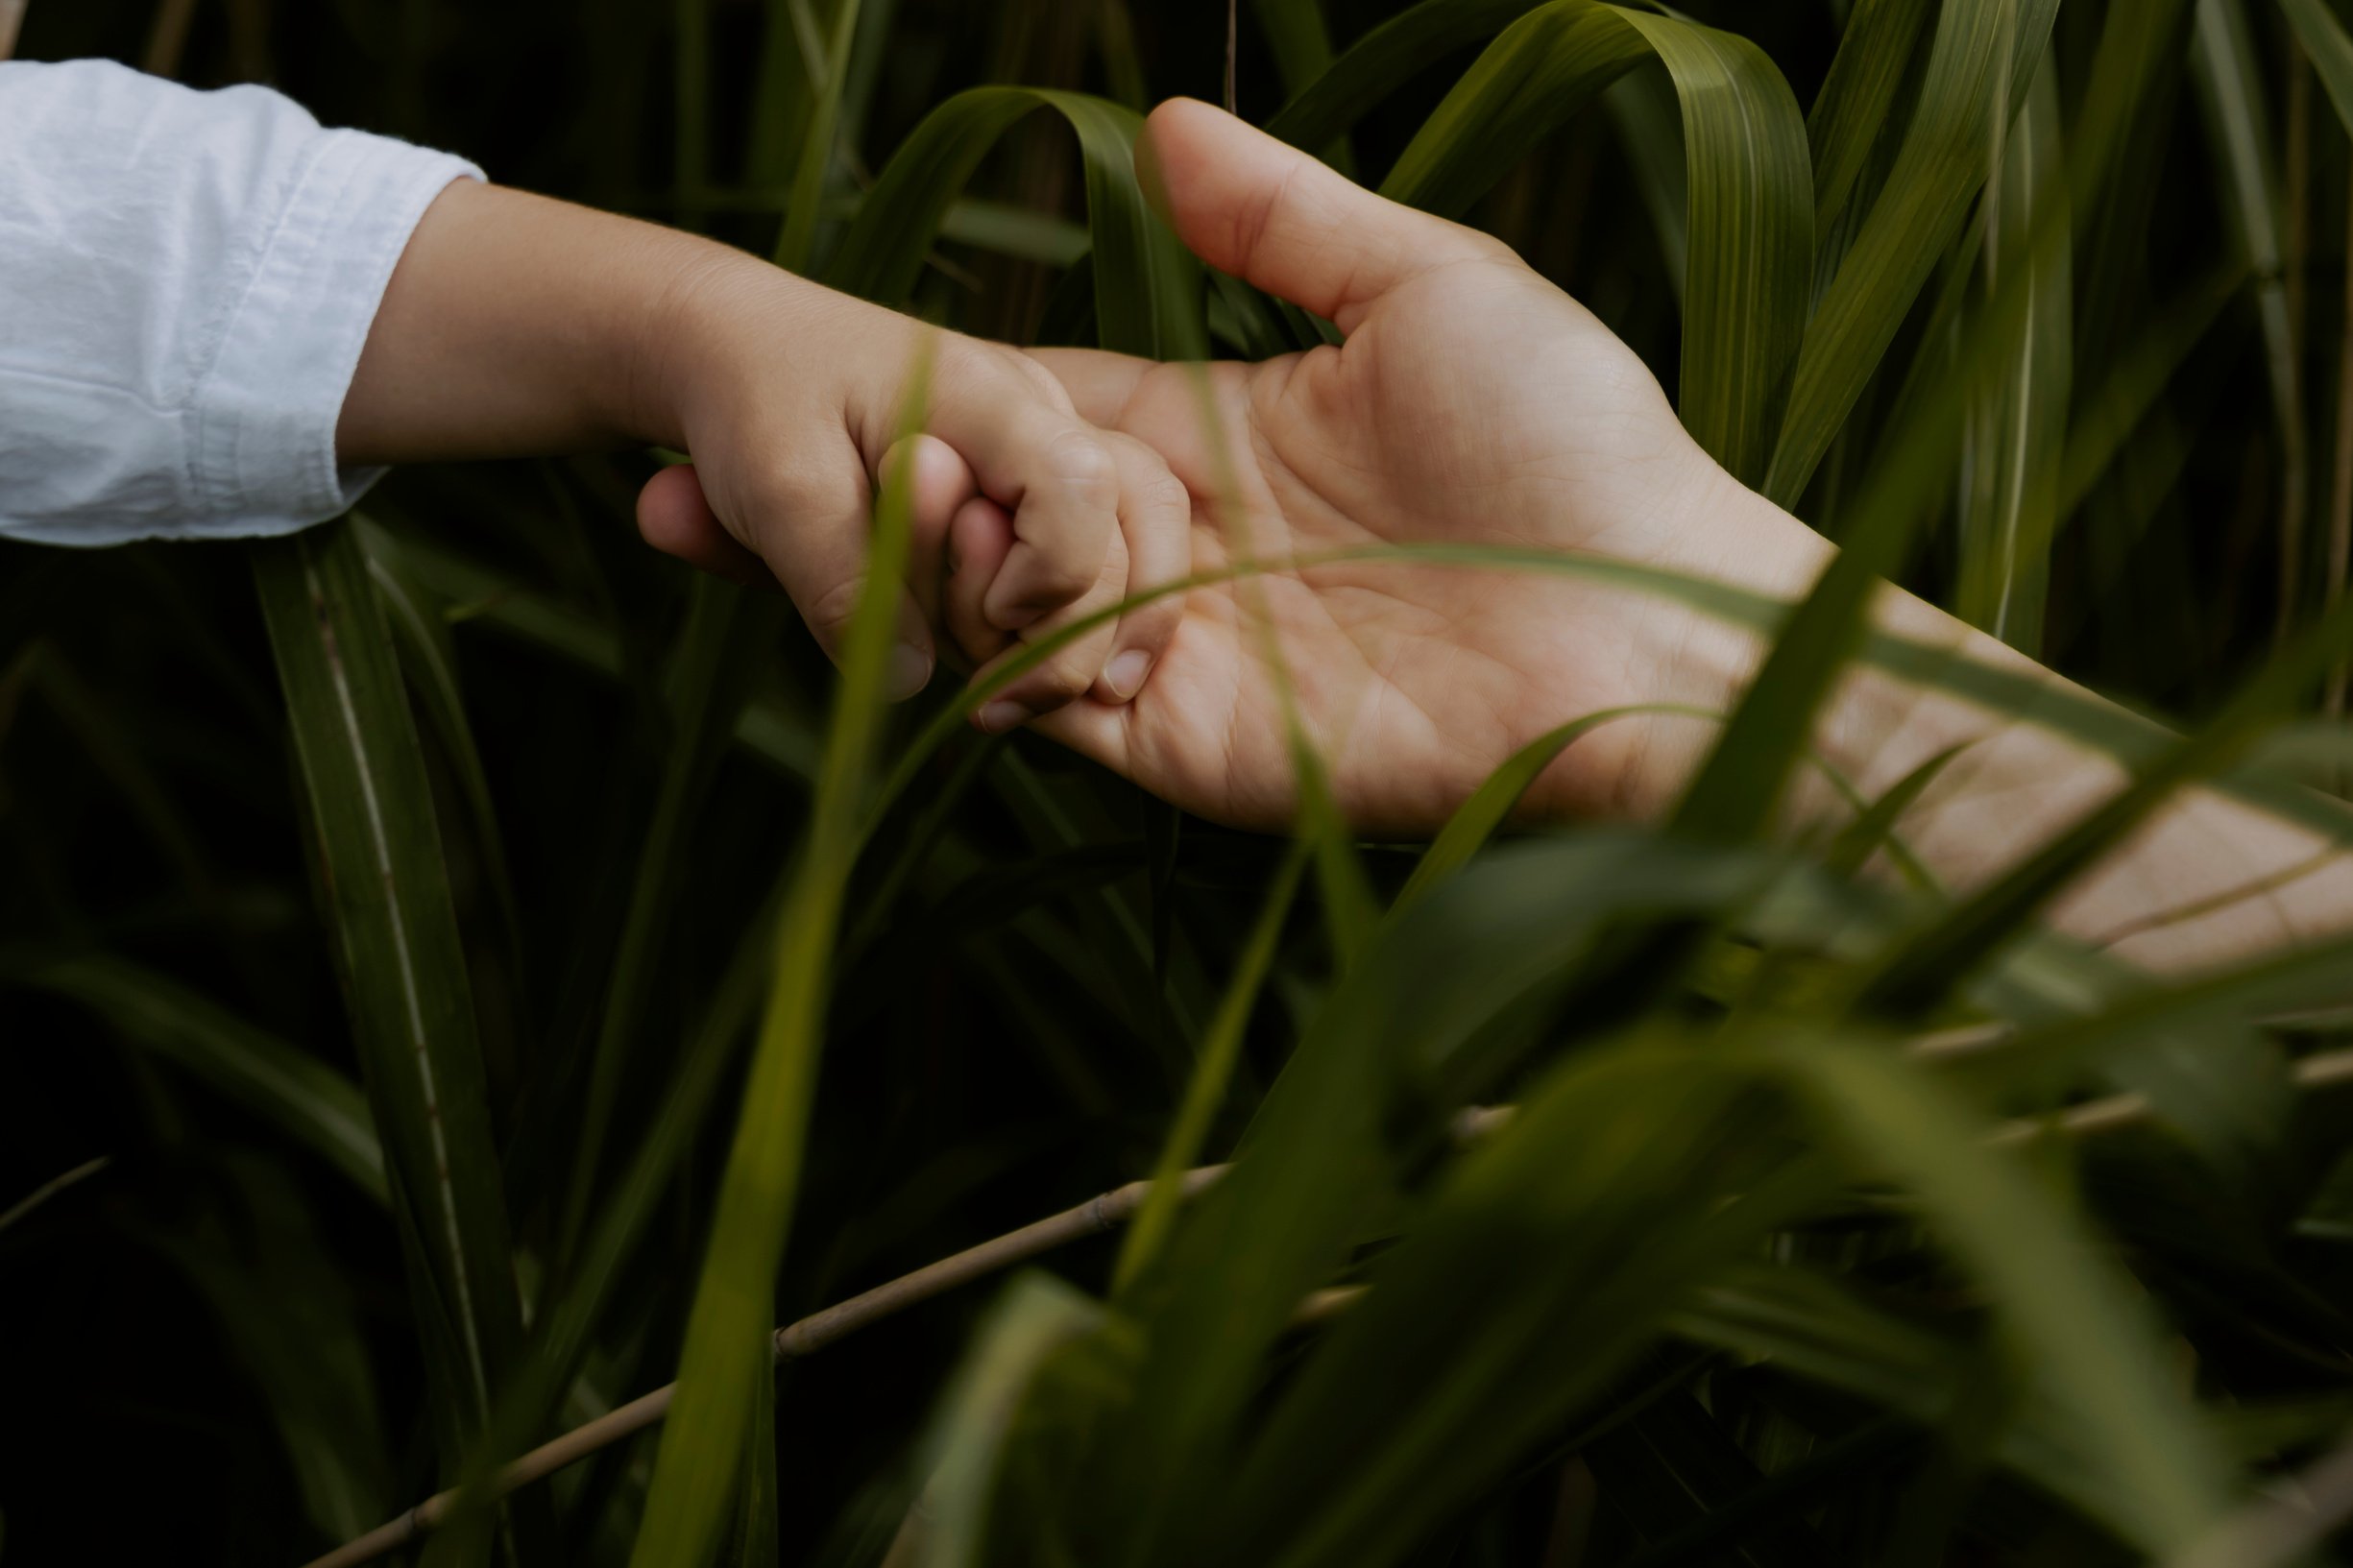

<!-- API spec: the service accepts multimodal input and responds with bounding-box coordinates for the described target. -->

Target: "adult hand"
[1008,99,1831,833]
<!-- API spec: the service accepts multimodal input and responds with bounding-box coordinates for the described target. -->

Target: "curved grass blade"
[1392,705,1672,916]
[252,520,526,1476]
[827,87,1202,358]
[1762,0,2063,506]
[626,350,933,1568]
[1262,0,1545,153]
[1776,1036,2235,1553]
[1,950,385,1202]
[1378,2,1812,485]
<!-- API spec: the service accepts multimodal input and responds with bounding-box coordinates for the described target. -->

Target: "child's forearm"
[335,179,730,464]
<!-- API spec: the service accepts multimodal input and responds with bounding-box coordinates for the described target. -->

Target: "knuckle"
[1042,426,1120,507]
[802,573,867,638]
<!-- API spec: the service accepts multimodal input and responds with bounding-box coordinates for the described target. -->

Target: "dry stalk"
[308,1049,2353,1568]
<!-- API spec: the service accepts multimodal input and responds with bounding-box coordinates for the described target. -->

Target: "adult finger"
[1024,347,1152,429]
[1137,97,1505,332]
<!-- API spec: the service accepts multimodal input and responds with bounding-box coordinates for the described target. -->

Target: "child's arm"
[341,178,1185,712]
[0,59,1176,716]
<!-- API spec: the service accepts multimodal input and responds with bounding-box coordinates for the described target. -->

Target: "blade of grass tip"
[2193,0,2308,637]
[1777,1036,2234,1554]
[774,0,861,272]
[1113,842,1308,1295]
[1393,705,1706,918]
[1857,581,2353,1020]
[1820,744,1966,883]
[1,951,386,1202]
[252,520,526,1479]
[626,344,931,1568]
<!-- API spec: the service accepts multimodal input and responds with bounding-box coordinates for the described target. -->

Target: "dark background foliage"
[5,2,2352,1565]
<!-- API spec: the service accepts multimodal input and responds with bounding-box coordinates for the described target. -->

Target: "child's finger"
[942,495,1015,674]
[737,457,936,700]
[1092,432,1190,704]
[925,366,1121,632]
[887,432,982,647]
[636,462,780,591]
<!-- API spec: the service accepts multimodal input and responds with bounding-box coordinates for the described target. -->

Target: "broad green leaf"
[1380,3,1812,486]
[827,87,1202,358]
[252,520,525,1478]
[627,351,932,1568]
[1,951,385,1202]
[1263,0,1546,152]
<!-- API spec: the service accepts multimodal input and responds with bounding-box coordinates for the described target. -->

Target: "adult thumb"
[1136,97,1503,333]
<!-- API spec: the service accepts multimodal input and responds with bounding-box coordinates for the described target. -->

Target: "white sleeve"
[0,60,482,545]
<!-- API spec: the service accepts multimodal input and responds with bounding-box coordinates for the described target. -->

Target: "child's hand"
[336,180,1183,719]
[627,253,1186,721]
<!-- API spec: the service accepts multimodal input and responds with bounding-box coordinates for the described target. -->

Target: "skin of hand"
[642,101,2353,971]
[336,178,1187,723]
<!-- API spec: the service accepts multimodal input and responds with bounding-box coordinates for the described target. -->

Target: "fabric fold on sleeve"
[0,60,481,546]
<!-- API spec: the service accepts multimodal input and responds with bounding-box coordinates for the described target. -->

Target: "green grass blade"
[1857,583,2353,1018]
[1392,705,1668,916]
[827,87,1203,358]
[1777,1036,2235,1553]
[1262,0,1544,152]
[1249,0,1337,101]
[773,0,861,271]
[626,350,931,1568]
[1954,53,2071,656]
[1,951,384,1202]
[2278,0,2353,133]
[1806,0,1934,230]
[2192,0,2309,627]
[2059,262,2244,519]
[1113,843,1306,1294]
[252,520,525,1475]
[1379,4,1811,486]
[1763,0,2062,506]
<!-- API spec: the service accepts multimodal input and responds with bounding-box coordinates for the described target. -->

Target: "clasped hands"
[630,98,1835,836]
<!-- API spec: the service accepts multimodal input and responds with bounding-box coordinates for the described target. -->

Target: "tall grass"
[10,2,2353,1565]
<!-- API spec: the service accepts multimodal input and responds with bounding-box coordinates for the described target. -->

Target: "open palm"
[1022,101,1815,834]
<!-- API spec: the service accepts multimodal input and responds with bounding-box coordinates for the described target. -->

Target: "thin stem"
[310,1047,2353,1568]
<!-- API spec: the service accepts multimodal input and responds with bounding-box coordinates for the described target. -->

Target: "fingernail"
[976,699,1036,735]
[887,641,933,700]
[1104,649,1153,702]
